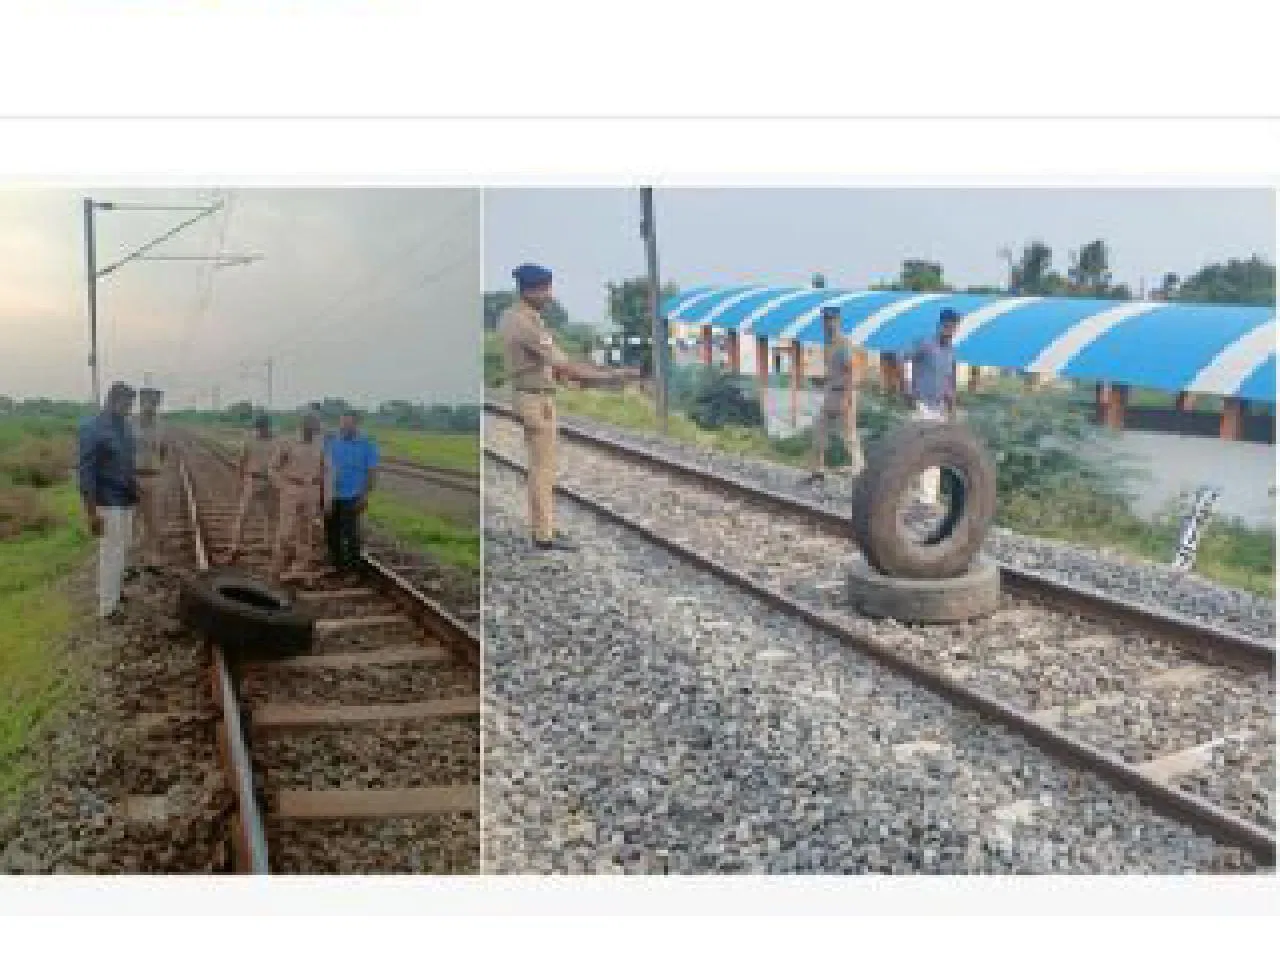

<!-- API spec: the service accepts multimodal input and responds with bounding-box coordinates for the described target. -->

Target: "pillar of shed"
[756,335,770,424]
[967,365,982,393]
[1175,391,1195,413]
[726,330,741,374]
[1220,397,1246,441]
[791,341,804,427]
[700,324,713,367]
[1097,383,1130,430]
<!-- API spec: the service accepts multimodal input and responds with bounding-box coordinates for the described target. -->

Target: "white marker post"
[1170,485,1222,572]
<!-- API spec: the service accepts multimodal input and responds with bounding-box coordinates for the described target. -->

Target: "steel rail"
[360,551,481,670]
[177,451,271,874]
[484,400,1275,674]
[380,458,481,496]
[484,445,1277,865]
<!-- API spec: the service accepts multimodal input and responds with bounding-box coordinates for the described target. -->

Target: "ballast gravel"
[552,411,1275,642]
[482,463,1260,874]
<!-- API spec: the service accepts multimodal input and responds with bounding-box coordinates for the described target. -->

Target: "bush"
[0,438,73,488]
[484,332,507,388]
[0,487,59,540]
[685,368,763,431]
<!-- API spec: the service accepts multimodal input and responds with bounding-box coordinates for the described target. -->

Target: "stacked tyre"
[848,421,1001,623]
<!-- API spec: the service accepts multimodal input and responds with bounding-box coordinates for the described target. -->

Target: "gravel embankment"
[483,463,1261,873]
[486,416,1276,833]
[553,412,1275,642]
[0,563,231,873]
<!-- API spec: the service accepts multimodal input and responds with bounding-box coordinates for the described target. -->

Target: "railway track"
[483,403,1275,867]
[380,457,480,496]
[173,432,480,873]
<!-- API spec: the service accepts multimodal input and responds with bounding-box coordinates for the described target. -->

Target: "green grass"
[367,490,480,572]
[0,480,94,803]
[556,388,811,466]
[369,428,479,473]
[555,387,1276,598]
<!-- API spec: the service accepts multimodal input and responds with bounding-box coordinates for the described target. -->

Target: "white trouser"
[912,402,947,505]
[98,506,133,617]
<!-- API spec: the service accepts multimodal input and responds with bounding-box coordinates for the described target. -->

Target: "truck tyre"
[178,569,315,659]
[851,421,996,579]
[847,554,1001,623]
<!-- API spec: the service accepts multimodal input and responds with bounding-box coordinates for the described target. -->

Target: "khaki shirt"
[269,436,325,489]
[498,300,567,392]
[135,421,167,474]
[825,336,855,395]
[240,437,276,478]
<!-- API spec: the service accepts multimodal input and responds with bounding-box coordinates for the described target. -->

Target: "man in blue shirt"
[78,381,139,620]
[908,308,961,505]
[323,411,379,573]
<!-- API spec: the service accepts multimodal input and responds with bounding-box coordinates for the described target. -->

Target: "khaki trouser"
[134,474,162,565]
[514,390,557,542]
[912,401,947,504]
[98,506,132,617]
[810,391,863,473]
[229,475,276,558]
[271,481,323,577]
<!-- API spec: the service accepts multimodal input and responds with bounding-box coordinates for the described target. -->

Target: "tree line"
[868,243,1274,305]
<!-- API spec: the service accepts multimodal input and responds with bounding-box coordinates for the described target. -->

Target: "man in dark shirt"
[78,381,139,620]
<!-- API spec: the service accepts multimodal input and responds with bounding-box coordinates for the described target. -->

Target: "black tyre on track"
[178,569,316,659]
[851,420,997,579]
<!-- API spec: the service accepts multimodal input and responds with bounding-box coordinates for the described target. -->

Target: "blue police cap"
[513,263,553,291]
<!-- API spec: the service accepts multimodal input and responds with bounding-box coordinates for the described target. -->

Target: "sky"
[0,187,480,407]
[483,188,1276,325]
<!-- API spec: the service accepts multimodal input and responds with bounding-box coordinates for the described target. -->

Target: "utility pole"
[84,199,100,408]
[640,187,667,433]
[266,356,274,412]
[211,384,220,411]
[82,195,261,408]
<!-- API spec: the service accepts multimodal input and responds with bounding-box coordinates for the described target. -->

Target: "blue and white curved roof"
[663,286,1277,403]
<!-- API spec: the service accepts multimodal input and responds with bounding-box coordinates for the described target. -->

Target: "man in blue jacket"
[323,411,379,574]
[78,382,138,621]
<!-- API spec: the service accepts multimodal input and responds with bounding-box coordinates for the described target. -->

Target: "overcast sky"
[484,188,1276,324]
[1,187,480,407]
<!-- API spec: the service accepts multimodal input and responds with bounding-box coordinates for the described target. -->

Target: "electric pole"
[83,199,100,408]
[266,356,274,412]
[82,195,261,408]
[211,384,220,411]
[640,187,667,433]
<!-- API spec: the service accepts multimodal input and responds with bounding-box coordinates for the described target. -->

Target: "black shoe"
[803,470,826,484]
[102,610,127,626]
[532,535,578,552]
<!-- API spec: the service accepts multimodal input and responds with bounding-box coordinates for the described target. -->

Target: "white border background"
[1,0,1277,927]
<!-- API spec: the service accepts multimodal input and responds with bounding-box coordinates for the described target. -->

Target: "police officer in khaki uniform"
[498,263,628,550]
[807,306,863,482]
[227,414,277,565]
[133,387,170,571]
[267,413,326,582]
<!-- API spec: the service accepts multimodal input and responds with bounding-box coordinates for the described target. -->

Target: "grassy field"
[366,491,480,572]
[369,428,479,473]
[0,416,93,804]
[552,387,1275,598]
